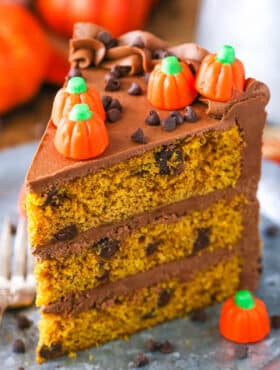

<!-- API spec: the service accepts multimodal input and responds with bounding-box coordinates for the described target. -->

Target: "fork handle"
[0,304,7,324]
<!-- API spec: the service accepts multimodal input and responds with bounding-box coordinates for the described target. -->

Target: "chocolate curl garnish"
[168,43,208,74]
[104,46,153,74]
[118,30,169,50]
[69,38,106,68]
[200,78,270,118]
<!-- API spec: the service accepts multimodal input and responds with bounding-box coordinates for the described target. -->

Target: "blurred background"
[0,0,279,161]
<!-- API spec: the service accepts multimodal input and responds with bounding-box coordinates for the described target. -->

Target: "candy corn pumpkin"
[52,76,105,127]
[54,103,109,160]
[220,290,270,343]
[147,56,197,110]
[195,45,245,102]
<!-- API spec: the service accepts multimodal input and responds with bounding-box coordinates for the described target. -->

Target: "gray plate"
[0,143,280,370]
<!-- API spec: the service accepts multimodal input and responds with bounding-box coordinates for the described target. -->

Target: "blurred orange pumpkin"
[36,0,157,38]
[0,3,51,114]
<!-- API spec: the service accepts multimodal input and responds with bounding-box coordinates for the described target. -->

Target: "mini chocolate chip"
[131,36,145,49]
[152,49,171,59]
[170,111,184,125]
[131,128,147,144]
[146,241,160,256]
[54,225,78,241]
[10,223,17,235]
[265,225,279,237]
[190,308,207,322]
[109,98,122,111]
[184,106,198,122]
[96,238,120,259]
[16,314,33,330]
[142,73,150,84]
[104,72,118,83]
[39,342,63,360]
[134,352,150,367]
[193,228,210,254]
[161,116,177,132]
[154,147,184,176]
[96,270,110,282]
[97,31,118,49]
[234,344,248,360]
[102,95,113,111]
[12,339,25,354]
[105,77,121,91]
[271,315,280,329]
[111,65,131,78]
[158,289,173,307]
[43,188,70,208]
[145,339,161,352]
[106,108,121,123]
[67,67,82,80]
[159,340,174,354]
[128,82,142,96]
[141,312,155,320]
[145,110,160,126]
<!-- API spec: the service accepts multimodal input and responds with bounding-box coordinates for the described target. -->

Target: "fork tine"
[10,218,26,286]
[0,217,12,281]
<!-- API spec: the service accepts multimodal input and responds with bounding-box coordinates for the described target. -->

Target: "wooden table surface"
[0,0,200,150]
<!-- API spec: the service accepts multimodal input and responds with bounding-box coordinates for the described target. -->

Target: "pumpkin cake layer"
[35,194,251,306]
[37,255,247,363]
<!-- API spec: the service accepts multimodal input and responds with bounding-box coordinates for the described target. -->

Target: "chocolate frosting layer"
[70,22,208,74]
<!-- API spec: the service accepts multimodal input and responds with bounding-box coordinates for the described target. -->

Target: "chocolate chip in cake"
[12,339,26,354]
[67,67,82,80]
[146,241,160,256]
[128,82,143,96]
[109,98,123,111]
[101,95,113,111]
[105,77,121,92]
[141,312,155,320]
[271,315,280,329]
[43,188,69,208]
[111,65,131,78]
[265,225,279,238]
[159,340,174,354]
[190,308,207,322]
[96,238,120,259]
[96,269,110,282]
[106,108,121,123]
[134,352,150,367]
[131,36,145,49]
[158,289,173,307]
[154,146,184,176]
[152,49,171,59]
[131,128,147,144]
[184,106,198,122]
[234,344,248,360]
[145,339,161,352]
[161,115,177,132]
[38,342,63,360]
[16,314,33,330]
[54,224,78,241]
[170,111,184,125]
[145,110,160,126]
[193,228,210,254]
[97,31,118,49]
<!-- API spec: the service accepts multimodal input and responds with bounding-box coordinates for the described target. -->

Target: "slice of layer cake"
[25,23,269,362]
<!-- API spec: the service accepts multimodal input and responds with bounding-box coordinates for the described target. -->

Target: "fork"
[0,217,36,323]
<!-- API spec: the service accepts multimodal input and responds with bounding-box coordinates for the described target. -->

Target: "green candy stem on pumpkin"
[216,45,236,64]
[69,103,93,121]
[161,56,182,75]
[234,290,255,310]
[66,76,87,94]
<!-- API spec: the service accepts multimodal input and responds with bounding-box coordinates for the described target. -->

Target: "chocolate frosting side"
[70,22,208,74]
[33,187,257,261]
